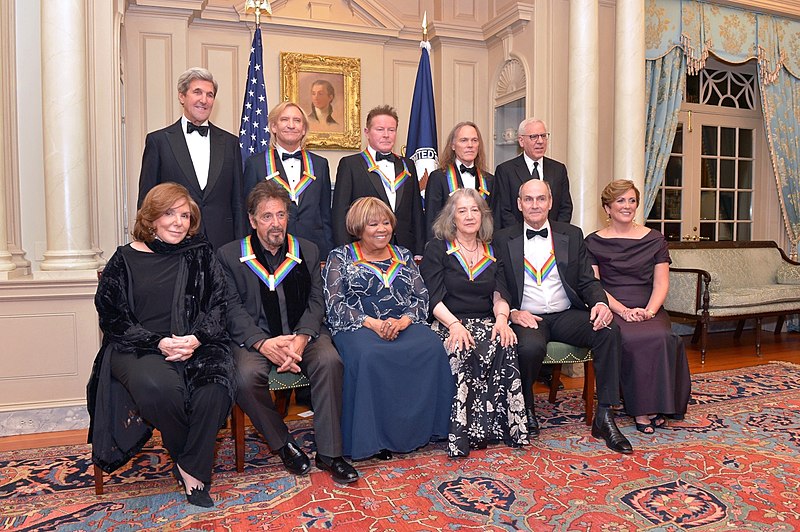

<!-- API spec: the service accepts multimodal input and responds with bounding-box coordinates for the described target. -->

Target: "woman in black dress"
[584,180,690,434]
[421,188,528,457]
[88,183,235,507]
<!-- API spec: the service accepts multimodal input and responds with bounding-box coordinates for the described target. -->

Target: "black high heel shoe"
[185,484,214,508]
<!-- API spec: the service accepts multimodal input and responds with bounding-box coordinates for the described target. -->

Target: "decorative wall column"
[0,99,16,276]
[613,0,646,221]
[567,0,599,229]
[38,0,100,276]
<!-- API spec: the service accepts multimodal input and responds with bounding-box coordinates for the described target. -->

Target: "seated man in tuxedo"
[332,105,425,256]
[494,178,632,454]
[138,67,244,249]
[217,180,359,483]
[243,101,334,259]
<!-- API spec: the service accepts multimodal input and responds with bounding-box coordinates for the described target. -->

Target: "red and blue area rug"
[2,362,800,531]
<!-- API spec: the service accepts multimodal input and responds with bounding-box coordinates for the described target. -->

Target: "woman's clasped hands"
[364,315,412,341]
[159,334,200,362]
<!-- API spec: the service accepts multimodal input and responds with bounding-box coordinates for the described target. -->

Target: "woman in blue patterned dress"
[420,188,528,457]
[323,197,454,460]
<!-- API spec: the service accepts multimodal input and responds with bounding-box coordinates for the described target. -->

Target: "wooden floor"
[1,329,798,453]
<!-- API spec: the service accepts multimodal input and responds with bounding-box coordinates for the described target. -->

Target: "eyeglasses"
[522,133,550,141]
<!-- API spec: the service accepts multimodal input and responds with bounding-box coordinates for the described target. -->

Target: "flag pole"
[239,1,272,167]
[245,0,272,27]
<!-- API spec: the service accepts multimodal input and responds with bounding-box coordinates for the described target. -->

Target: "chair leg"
[775,315,785,335]
[232,404,245,473]
[548,365,562,403]
[94,464,104,495]
[755,317,763,357]
[273,390,291,418]
[700,320,708,364]
[584,361,595,426]
[734,319,745,339]
[691,321,702,344]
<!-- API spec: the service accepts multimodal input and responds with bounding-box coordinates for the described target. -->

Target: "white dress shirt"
[181,116,210,190]
[520,221,571,314]
[368,146,397,211]
[276,144,302,203]
[523,153,544,180]
[455,158,476,191]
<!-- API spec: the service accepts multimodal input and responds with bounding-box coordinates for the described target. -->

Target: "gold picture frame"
[280,52,361,150]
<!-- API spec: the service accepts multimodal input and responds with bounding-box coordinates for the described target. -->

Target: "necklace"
[456,237,479,253]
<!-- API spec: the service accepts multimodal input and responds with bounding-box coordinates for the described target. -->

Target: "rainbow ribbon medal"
[445,164,490,200]
[349,241,406,288]
[239,234,302,291]
[361,150,411,193]
[524,248,557,286]
[264,149,317,203]
[446,240,496,281]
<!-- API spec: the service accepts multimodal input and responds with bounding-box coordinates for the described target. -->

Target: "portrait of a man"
[299,73,344,133]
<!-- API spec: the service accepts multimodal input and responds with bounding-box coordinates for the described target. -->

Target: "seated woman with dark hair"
[323,197,454,460]
[421,188,528,457]
[87,183,235,508]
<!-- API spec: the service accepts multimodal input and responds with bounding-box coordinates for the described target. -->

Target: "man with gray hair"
[138,67,244,248]
[493,118,573,230]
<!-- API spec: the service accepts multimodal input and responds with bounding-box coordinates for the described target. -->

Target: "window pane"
[663,223,682,241]
[665,156,683,186]
[685,74,700,103]
[737,192,752,220]
[702,126,717,155]
[737,223,751,241]
[739,128,753,157]
[701,158,717,187]
[701,190,716,220]
[738,160,752,188]
[719,191,735,220]
[647,189,663,219]
[672,124,683,154]
[718,222,734,240]
[720,159,735,188]
[700,223,716,241]
[665,189,682,220]
[720,127,736,156]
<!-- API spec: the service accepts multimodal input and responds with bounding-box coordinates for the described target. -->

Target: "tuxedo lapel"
[552,229,571,285]
[508,231,526,305]
[360,157,391,204]
[166,121,202,196]
[513,155,530,189]
[205,125,225,197]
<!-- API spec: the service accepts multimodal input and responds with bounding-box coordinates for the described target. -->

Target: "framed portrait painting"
[280,52,361,150]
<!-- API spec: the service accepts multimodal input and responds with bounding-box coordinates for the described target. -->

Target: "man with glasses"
[493,118,573,230]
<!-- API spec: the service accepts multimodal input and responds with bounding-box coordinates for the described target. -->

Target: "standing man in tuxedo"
[138,67,244,249]
[493,118,573,230]
[243,101,334,259]
[332,105,425,256]
[218,180,359,484]
[494,178,632,454]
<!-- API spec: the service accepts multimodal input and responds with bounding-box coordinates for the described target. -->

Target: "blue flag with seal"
[406,40,438,194]
[238,27,270,168]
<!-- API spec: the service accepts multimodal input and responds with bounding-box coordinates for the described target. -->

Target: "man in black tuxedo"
[138,67,244,249]
[217,180,359,484]
[493,118,573,230]
[494,178,632,454]
[332,105,425,256]
[243,101,334,259]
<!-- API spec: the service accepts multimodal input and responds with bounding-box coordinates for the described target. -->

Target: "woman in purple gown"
[584,180,690,434]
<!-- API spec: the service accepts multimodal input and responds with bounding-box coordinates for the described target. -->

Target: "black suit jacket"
[217,235,324,349]
[493,221,607,312]
[243,149,334,258]
[332,152,425,255]
[492,155,573,229]
[424,166,494,240]
[138,119,245,249]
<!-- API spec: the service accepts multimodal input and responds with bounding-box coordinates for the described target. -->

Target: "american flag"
[238,27,270,167]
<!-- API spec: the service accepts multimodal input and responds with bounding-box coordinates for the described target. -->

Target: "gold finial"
[245,0,272,27]
[422,11,428,41]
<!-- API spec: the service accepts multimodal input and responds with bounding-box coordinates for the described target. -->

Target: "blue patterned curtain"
[644,49,685,215]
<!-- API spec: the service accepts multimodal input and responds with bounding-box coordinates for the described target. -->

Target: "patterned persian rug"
[2,362,800,531]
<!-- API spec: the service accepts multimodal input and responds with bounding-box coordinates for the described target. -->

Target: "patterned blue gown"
[323,244,454,459]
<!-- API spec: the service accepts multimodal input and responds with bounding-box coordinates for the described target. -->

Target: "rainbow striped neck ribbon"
[239,234,302,291]
[348,241,406,289]
[446,164,490,199]
[361,150,410,193]
[524,242,557,286]
[264,148,317,203]
[446,240,496,281]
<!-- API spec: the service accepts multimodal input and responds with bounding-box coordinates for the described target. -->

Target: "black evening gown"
[585,230,691,418]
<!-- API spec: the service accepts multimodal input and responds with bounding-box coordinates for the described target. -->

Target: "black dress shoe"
[591,408,633,454]
[185,484,214,508]
[276,441,311,475]
[525,408,540,438]
[316,455,359,484]
[372,449,393,460]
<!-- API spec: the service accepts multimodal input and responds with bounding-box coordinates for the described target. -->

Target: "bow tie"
[282,151,301,161]
[186,122,209,137]
[375,152,395,163]
[459,164,477,176]
[526,228,548,239]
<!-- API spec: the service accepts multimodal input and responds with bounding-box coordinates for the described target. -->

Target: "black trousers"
[110,351,230,484]
[513,308,621,409]
[232,330,344,457]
